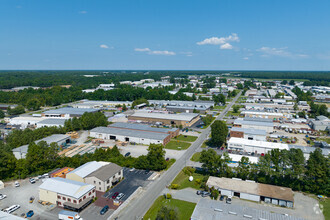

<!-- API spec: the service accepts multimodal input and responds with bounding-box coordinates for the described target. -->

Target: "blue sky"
[1,0,330,70]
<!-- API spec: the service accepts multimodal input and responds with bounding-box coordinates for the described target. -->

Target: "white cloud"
[220,43,233,50]
[79,11,87,14]
[257,47,308,58]
[100,44,110,49]
[180,52,193,57]
[135,48,175,56]
[134,48,151,52]
[197,33,239,50]
[243,57,249,60]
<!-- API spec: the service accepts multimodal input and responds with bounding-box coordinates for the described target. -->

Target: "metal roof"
[130,111,199,121]
[43,107,98,115]
[37,119,66,126]
[191,199,303,220]
[110,122,178,133]
[86,163,122,181]
[69,161,109,178]
[12,134,70,153]
[90,126,170,140]
[230,127,266,136]
[39,177,95,199]
[234,118,274,127]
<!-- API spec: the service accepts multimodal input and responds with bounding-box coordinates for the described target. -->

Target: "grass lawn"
[165,159,176,170]
[191,152,201,162]
[175,135,198,142]
[171,169,208,190]
[320,198,330,220]
[316,137,330,144]
[213,105,226,110]
[226,110,241,116]
[144,196,196,220]
[201,142,207,148]
[165,140,191,150]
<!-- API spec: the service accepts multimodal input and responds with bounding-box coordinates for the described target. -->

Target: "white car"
[14,181,20,187]
[29,178,36,184]
[116,193,124,200]
[0,194,7,200]
[129,167,135,172]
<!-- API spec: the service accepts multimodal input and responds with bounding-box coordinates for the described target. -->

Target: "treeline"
[0,85,195,111]
[0,143,168,180]
[200,148,330,196]
[4,112,108,151]
[292,86,313,101]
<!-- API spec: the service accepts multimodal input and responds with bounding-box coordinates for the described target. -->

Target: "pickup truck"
[58,210,83,220]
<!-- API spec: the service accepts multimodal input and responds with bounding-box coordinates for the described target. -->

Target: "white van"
[4,204,20,214]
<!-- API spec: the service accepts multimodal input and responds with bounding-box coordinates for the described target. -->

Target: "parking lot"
[104,167,153,202]
[0,178,60,220]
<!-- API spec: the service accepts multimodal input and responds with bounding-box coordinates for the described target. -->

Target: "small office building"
[206,176,294,208]
[12,134,71,159]
[39,177,95,212]
[66,161,123,192]
[128,111,200,128]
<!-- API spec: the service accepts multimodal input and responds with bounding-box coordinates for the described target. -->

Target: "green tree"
[293,103,298,111]
[146,144,167,171]
[0,148,17,180]
[7,105,25,115]
[0,109,4,118]
[289,80,295,85]
[132,98,149,108]
[26,98,41,111]
[232,105,240,113]
[156,206,178,220]
[281,80,288,85]
[210,120,228,147]
[236,156,250,180]
[236,83,243,89]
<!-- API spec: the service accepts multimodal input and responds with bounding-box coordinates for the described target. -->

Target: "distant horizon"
[0,69,329,72]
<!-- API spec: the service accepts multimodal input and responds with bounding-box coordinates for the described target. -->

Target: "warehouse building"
[230,127,266,141]
[128,111,200,128]
[109,122,179,138]
[190,199,302,220]
[149,100,214,113]
[240,110,285,119]
[71,100,132,109]
[227,137,330,159]
[41,107,98,119]
[233,117,274,133]
[9,116,44,129]
[66,161,123,192]
[39,177,95,212]
[310,115,330,131]
[12,134,71,159]
[206,176,294,208]
[90,126,171,145]
[36,118,66,128]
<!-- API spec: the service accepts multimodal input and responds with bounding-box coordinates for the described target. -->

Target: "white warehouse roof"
[69,161,109,178]
[39,177,95,199]
[130,111,199,121]
[228,137,289,150]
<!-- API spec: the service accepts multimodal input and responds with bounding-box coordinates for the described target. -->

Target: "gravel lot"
[0,178,60,220]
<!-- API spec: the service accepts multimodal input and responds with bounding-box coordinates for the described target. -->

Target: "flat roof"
[39,177,95,199]
[90,126,170,140]
[207,176,294,202]
[69,161,109,178]
[12,134,70,153]
[43,107,98,115]
[191,199,302,220]
[110,122,178,133]
[86,163,122,181]
[241,110,283,117]
[38,118,66,126]
[230,127,266,136]
[234,118,274,127]
[130,111,199,122]
[228,137,289,150]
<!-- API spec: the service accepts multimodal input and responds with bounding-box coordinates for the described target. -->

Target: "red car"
[112,192,119,199]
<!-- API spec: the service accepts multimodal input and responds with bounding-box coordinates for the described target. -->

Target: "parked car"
[0,194,7,200]
[129,167,135,172]
[29,196,35,203]
[220,195,225,201]
[201,191,211,197]
[124,152,131,157]
[145,169,150,174]
[29,178,36,184]
[43,173,49,178]
[26,210,34,218]
[166,157,170,161]
[14,181,20,187]
[226,195,232,204]
[100,205,109,215]
[196,190,202,195]
[116,193,124,200]
[4,204,20,214]
[112,192,119,199]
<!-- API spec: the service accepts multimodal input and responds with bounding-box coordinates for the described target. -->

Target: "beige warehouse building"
[128,111,200,128]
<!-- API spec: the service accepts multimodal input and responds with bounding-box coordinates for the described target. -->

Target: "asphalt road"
[112,91,242,220]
